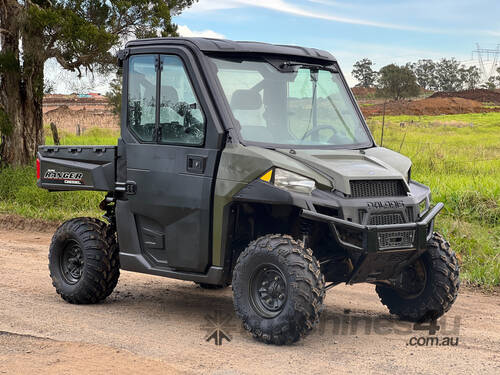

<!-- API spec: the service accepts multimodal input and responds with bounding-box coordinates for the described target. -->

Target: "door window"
[159,55,205,145]
[127,55,157,142]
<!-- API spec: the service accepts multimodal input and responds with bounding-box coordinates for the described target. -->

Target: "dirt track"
[0,228,499,375]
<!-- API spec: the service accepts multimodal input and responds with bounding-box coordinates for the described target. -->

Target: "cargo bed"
[37,145,117,192]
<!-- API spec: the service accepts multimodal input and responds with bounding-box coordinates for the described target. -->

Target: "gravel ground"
[0,228,499,375]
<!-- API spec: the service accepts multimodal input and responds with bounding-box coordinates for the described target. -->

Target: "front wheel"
[232,234,325,345]
[376,232,460,322]
[48,217,120,304]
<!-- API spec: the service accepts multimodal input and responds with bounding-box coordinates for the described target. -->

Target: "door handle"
[187,155,206,174]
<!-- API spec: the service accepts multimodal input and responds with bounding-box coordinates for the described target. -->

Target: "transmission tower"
[472,43,500,81]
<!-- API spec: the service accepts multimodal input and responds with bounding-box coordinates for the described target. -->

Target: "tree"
[106,75,122,118]
[459,66,481,90]
[377,64,420,100]
[434,58,463,92]
[352,58,377,88]
[43,78,55,95]
[481,76,497,90]
[409,59,437,91]
[0,0,197,166]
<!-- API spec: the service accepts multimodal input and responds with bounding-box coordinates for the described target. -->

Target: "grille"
[369,213,405,225]
[378,230,415,250]
[350,180,406,198]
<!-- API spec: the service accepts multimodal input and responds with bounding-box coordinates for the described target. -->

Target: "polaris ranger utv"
[37,37,459,345]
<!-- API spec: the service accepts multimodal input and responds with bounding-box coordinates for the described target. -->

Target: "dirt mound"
[351,87,377,98]
[0,214,59,232]
[44,105,119,131]
[361,97,493,117]
[430,89,500,104]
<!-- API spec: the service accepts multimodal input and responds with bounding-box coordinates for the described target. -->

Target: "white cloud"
[186,0,433,32]
[483,30,500,37]
[186,0,498,36]
[184,0,239,13]
[177,25,225,39]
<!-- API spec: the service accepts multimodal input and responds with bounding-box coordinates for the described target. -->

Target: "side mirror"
[117,49,130,68]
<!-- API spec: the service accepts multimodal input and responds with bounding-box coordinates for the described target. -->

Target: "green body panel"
[211,143,412,266]
[279,147,412,194]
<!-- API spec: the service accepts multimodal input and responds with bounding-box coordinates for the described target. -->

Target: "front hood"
[269,147,412,195]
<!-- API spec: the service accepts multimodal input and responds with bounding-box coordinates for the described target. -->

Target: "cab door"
[121,51,221,273]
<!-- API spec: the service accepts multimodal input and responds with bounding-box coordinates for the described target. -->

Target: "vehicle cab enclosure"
[37,37,441,287]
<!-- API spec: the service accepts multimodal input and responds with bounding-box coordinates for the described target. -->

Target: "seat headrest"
[230,89,262,110]
[161,85,179,105]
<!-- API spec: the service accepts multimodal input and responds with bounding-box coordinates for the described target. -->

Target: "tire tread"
[48,217,120,304]
[376,232,460,322]
[233,234,325,345]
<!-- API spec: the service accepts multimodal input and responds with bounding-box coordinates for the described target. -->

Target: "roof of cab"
[125,37,336,62]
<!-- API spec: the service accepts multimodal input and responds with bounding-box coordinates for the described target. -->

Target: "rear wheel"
[49,217,120,304]
[232,234,325,345]
[376,232,460,322]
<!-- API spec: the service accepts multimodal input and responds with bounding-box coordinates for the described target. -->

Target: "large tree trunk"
[0,0,45,166]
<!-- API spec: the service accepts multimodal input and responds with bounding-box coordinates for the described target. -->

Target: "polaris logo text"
[44,169,84,184]
[367,200,404,209]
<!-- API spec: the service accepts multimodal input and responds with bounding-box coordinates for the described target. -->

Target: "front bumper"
[300,202,444,283]
[301,202,443,252]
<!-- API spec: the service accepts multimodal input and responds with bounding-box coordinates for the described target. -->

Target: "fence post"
[76,124,81,136]
[50,122,60,145]
[380,100,386,146]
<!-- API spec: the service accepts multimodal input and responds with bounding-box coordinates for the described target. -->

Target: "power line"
[472,43,500,80]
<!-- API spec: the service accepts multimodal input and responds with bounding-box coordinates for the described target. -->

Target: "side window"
[128,55,156,142]
[159,55,205,145]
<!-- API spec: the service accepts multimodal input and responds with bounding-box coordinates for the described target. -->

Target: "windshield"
[210,57,372,148]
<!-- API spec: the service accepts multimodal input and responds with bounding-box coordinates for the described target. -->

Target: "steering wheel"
[301,125,336,141]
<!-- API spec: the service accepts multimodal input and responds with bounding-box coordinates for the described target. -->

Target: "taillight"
[36,158,40,180]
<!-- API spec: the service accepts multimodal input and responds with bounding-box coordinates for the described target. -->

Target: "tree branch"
[0,27,13,36]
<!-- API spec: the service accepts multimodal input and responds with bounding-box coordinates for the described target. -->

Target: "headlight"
[273,168,316,195]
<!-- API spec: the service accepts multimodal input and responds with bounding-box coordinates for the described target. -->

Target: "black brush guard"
[301,203,444,284]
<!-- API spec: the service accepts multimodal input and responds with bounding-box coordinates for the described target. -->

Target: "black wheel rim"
[396,259,427,299]
[60,239,84,285]
[249,264,288,318]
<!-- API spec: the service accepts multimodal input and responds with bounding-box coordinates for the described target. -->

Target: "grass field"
[0,115,498,287]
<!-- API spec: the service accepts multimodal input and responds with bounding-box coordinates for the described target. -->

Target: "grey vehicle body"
[39,38,441,284]
[37,38,458,344]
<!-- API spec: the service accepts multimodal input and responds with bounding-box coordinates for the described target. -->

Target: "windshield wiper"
[279,62,337,73]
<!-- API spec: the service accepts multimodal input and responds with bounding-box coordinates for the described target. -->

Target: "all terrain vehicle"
[37,37,459,345]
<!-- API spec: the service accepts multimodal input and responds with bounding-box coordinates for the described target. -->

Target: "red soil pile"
[430,89,500,104]
[360,97,495,117]
[351,87,377,98]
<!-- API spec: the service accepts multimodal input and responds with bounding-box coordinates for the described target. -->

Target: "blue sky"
[175,0,500,85]
[49,0,500,92]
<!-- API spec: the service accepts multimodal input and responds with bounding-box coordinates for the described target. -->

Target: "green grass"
[1,114,499,287]
[0,166,104,221]
[0,127,115,221]
[45,127,119,146]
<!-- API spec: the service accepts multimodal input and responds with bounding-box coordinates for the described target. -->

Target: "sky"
[48,0,500,93]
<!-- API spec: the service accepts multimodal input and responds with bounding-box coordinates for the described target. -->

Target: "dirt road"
[0,228,499,374]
